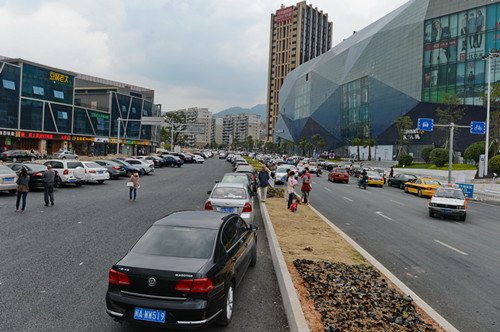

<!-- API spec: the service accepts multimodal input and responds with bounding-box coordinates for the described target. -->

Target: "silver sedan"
[205,182,255,224]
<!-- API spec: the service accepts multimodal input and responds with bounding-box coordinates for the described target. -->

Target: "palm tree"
[364,138,376,161]
[352,137,362,161]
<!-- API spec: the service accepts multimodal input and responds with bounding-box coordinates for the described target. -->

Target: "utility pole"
[116,117,121,155]
[482,50,500,176]
[433,122,469,184]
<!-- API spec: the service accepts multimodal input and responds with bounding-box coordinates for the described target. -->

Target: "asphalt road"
[305,173,500,332]
[0,159,288,332]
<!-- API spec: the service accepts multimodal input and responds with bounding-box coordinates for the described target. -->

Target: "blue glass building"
[275,0,500,157]
[0,57,160,155]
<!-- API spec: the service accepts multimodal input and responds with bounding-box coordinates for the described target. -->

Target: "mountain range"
[213,104,266,123]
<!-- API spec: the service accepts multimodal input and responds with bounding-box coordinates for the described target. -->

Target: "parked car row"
[105,154,257,329]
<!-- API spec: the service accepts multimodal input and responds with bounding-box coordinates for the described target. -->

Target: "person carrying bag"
[127,170,140,201]
[15,168,30,213]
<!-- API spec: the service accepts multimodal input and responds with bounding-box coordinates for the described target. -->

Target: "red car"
[328,168,349,183]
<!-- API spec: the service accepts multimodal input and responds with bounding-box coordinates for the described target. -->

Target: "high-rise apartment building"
[171,107,212,148]
[222,114,261,146]
[211,117,223,146]
[266,1,333,141]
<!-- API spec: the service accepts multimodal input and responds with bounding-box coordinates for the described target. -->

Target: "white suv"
[44,160,86,187]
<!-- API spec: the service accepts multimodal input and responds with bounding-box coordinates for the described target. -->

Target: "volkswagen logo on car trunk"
[148,277,156,287]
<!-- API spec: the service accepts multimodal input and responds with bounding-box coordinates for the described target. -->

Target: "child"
[290,197,299,213]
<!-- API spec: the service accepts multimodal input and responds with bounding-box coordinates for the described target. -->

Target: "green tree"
[489,155,500,173]
[420,146,434,163]
[436,93,465,148]
[281,140,295,154]
[464,141,493,163]
[164,111,188,147]
[299,137,311,156]
[398,154,413,167]
[363,138,376,161]
[430,148,449,167]
[245,136,254,151]
[394,116,413,158]
[311,134,325,155]
[352,137,363,161]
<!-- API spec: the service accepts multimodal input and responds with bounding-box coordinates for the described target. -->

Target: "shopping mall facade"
[275,0,500,159]
[0,57,160,156]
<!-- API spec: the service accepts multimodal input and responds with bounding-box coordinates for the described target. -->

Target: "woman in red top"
[300,167,312,204]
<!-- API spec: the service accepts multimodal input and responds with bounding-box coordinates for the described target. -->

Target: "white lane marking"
[434,240,469,256]
[79,262,83,266]
[343,197,353,202]
[376,211,393,221]
[324,187,332,192]
[312,181,317,184]
[390,200,405,206]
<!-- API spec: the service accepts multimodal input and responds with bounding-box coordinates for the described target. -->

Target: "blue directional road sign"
[470,121,486,135]
[417,118,434,131]
[457,183,474,199]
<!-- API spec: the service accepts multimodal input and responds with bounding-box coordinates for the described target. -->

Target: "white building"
[222,113,261,146]
[211,117,223,146]
[171,107,212,148]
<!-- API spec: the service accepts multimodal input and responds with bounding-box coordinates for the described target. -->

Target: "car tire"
[97,180,104,184]
[404,186,408,193]
[217,283,234,326]
[400,183,404,189]
[250,244,257,267]
[75,182,82,187]
[418,189,422,197]
[140,169,145,175]
[8,189,16,194]
[388,180,392,187]
[459,214,466,222]
[429,210,434,218]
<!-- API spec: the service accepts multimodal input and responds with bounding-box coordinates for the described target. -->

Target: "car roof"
[214,182,247,189]
[223,172,249,177]
[153,211,230,229]
[236,165,254,171]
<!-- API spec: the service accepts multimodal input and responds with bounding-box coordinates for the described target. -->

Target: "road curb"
[308,204,459,332]
[258,197,310,332]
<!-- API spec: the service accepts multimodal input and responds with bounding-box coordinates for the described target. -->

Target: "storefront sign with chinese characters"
[71,135,94,142]
[17,131,70,140]
[403,129,425,140]
[49,71,72,85]
[0,130,16,137]
[94,137,109,143]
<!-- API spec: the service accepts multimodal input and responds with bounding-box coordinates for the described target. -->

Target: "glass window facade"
[422,4,493,105]
[50,103,72,133]
[0,62,21,129]
[21,63,74,105]
[340,77,369,140]
[73,107,94,135]
[89,110,110,137]
[20,99,43,131]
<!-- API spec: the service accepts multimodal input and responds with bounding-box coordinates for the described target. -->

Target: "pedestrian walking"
[301,167,312,205]
[389,166,394,178]
[43,164,55,206]
[128,170,140,201]
[15,168,30,213]
[257,165,270,202]
[286,171,297,210]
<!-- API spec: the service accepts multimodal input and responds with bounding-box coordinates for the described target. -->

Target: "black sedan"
[161,155,184,167]
[106,211,257,329]
[7,163,61,189]
[1,150,36,162]
[387,173,417,189]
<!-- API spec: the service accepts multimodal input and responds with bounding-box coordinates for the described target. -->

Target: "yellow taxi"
[366,171,384,187]
[404,177,442,197]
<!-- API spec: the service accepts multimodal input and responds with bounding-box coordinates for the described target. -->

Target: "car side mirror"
[207,190,212,195]
[215,180,219,183]
[250,224,259,231]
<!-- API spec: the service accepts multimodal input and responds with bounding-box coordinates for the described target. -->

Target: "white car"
[133,156,155,166]
[82,161,110,184]
[205,182,255,224]
[193,155,205,163]
[274,165,298,185]
[0,165,18,193]
[428,186,467,221]
[124,158,154,175]
[44,160,86,187]
[53,150,78,159]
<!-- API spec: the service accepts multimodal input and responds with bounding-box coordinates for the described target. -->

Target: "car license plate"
[220,207,235,213]
[98,171,103,174]
[133,307,166,323]
[441,208,453,214]
[4,177,14,183]
[68,179,76,183]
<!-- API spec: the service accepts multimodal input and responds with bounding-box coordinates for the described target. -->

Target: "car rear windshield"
[335,169,348,173]
[67,162,83,169]
[434,188,465,199]
[367,172,380,177]
[26,164,47,171]
[132,226,216,259]
[84,162,100,168]
[424,179,440,185]
[212,187,247,199]
[222,175,248,184]
[0,165,14,174]
[277,166,296,173]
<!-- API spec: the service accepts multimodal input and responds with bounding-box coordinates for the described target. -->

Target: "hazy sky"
[0,0,408,112]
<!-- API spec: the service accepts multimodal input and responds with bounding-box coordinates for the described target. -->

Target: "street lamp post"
[482,50,500,176]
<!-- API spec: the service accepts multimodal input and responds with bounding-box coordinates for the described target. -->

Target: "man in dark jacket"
[257,165,270,202]
[43,165,55,206]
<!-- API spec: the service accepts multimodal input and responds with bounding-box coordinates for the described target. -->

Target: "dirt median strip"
[265,197,445,332]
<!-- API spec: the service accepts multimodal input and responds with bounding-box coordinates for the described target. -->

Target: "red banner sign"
[276,6,293,23]
[17,131,70,141]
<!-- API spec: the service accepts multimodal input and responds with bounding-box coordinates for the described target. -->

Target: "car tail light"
[32,172,43,177]
[108,269,131,286]
[242,202,252,212]
[175,278,214,293]
[63,169,69,175]
[112,166,120,170]
[368,177,372,180]
[89,170,96,174]
[204,201,213,210]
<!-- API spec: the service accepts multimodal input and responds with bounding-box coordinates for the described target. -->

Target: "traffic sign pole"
[448,123,454,184]
[485,56,491,177]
